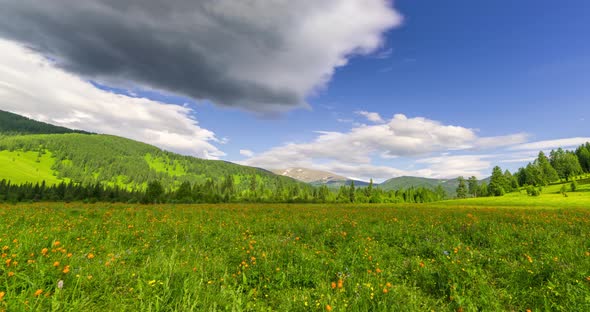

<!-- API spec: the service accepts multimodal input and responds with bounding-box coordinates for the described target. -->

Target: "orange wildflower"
[53,241,60,247]
[7,272,14,277]
[87,253,95,259]
[63,265,70,274]
[331,282,336,289]
[0,291,4,301]
[53,261,60,267]
[34,289,43,297]
[383,288,389,294]
[41,248,48,256]
[326,305,333,311]
[419,261,425,268]
[337,279,343,289]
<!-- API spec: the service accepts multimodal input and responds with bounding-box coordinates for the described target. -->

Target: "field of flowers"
[1,203,589,311]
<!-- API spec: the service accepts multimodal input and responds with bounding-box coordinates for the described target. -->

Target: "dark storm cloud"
[0,0,400,112]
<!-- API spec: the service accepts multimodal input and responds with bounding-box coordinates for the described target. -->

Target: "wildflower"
[87,253,95,259]
[53,261,60,267]
[383,288,389,294]
[337,279,344,289]
[148,280,156,286]
[53,241,60,247]
[331,282,336,289]
[8,272,14,277]
[386,282,392,288]
[67,253,72,258]
[34,289,43,297]
[41,248,48,256]
[0,291,4,301]
[57,280,64,289]
[326,304,333,311]
[62,266,70,274]
[419,261,425,268]
[5,258,11,267]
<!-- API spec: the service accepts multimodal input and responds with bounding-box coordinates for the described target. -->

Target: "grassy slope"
[438,178,590,208]
[0,150,64,185]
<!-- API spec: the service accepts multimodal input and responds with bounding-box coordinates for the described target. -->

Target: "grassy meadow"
[1,201,590,311]
[0,150,63,185]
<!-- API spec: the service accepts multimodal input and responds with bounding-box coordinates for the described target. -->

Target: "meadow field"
[1,202,589,311]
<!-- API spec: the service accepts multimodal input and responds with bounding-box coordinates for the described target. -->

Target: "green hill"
[0,111,306,196]
[0,110,89,135]
[436,176,590,208]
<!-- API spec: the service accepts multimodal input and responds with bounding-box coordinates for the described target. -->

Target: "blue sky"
[0,0,589,181]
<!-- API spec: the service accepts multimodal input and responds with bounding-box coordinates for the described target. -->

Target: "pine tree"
[456,177,467,199]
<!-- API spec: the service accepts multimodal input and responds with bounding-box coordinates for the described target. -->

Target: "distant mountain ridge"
[379,176,490,197]
[271,167,370,187]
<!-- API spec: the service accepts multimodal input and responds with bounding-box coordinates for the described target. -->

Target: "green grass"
[144,153,187,177]
[0,150,64,185]
[439,179,590,209]
[1,203,589,311]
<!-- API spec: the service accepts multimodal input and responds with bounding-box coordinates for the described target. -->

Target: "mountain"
[0,110,89,135]
[0,110,306,193]
[379,176,490,197]
[271,167,370,187]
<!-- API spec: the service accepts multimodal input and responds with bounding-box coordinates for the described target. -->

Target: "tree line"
[0,178,446,204]
[455,142,589,198]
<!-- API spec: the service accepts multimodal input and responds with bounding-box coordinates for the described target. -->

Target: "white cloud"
[239,149,255,157]
[510,137,590,151]
[0,39,224,159]
[241,113,527,180]
[415,155,492,179]
[356,111,385,123]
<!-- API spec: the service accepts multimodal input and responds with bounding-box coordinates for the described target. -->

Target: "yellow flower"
[326,305,333,311]
[34,289,43,297]
[87,253,95,259]
[7,272,15,277]
[41,248,48,256]
[63,265,70,274]
[0,291,5,301]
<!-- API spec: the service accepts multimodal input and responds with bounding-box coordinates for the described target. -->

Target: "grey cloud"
[0,0,401,112]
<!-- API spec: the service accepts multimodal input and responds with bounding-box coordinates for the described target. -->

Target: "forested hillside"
[0,110,88,135]
[0,110,447,204]
[0,133,307,194]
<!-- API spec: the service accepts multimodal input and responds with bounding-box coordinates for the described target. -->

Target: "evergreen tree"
[488,166,505,196]
[467,176,478,197]
[349,181,356,203]
[456,176,467,199]
[144,181,164,204]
